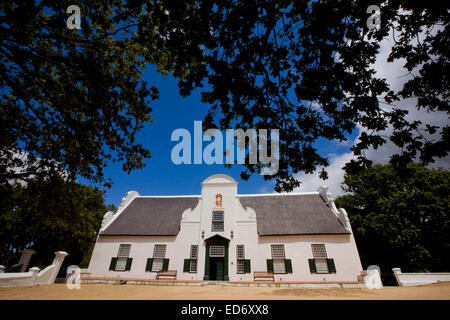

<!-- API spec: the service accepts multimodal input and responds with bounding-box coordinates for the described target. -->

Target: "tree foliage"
[0,1,158,187]
[1,1,448,191]
[335,163,450,277]
[0,177,106,269]
[141,1,449,190]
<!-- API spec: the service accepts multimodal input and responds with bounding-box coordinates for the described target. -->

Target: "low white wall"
[0,251,68,287]
[392,268,450,286]
[36,251,68,285]
[0,267,40,288]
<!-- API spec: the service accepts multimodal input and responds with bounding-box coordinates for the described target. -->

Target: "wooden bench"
[253,271,274,281]
[156,270,177,280]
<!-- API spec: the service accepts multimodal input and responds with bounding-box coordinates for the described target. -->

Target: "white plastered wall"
[87,174,363,282]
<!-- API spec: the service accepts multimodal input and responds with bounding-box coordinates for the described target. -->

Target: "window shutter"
[244,259,251,273]
[183,259,190,272]
[125,258,133,271]
[327,259,336,273]
[266,259,273,272]
[308,259,317,273]
[109,257,117,271]
[285,259,293,273]
[145,258,153,272]
[162,258,169,271]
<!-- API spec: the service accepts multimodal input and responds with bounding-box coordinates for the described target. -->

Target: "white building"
[85,174,364,284]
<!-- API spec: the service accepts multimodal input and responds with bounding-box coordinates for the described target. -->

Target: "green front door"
[215,258,224,281]
[203,234,230,281]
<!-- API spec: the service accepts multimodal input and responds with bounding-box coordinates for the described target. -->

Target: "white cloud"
[294,24,449,196]
[294,152,354,197]
[364,26,449,167]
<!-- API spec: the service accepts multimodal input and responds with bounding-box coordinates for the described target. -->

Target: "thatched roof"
[101,193,349,236]
[101,197,200,236]
[239,194,349,235]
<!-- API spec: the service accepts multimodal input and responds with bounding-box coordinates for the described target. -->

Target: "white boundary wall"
[392,268,450,286]
[0,251,68,288]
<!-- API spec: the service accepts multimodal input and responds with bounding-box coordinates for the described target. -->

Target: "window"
[312,244,329,274]
[152,244,167,272]
[212,211,224,232]
[267,245,292,274]
[190,245,198,273]
[109,244,133,272]
[189,259,197,273]
[116,244,131,271]
[237,245,245,274]
[271,245,286,274]
[237,245,245,259]
[210,246,225,257]
[118,244,131,257]
[183,245,198,273]
[236,245,251,274]
[153,245,166,258]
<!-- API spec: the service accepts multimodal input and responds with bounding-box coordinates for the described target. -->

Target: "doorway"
[209,257,225,280]
[203,234,229,281]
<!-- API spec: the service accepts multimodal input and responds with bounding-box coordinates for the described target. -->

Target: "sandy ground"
[0,282,450,300]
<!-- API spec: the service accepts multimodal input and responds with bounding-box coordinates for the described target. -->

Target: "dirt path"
[1,282,450,300]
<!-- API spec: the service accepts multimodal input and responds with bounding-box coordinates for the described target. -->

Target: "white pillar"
[365,265,383,289]
[49,251,69,284]
[18,249,36,272]
[29,267,40,284]
[0,265,5,273]
[392,267,402,286]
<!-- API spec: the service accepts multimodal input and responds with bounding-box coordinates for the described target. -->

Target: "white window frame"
[236,245,245,274]
[152,244,166,272]
[115,244,131,271]
[189,259,197,273]
[211,211,224,232]
[117,244,131,257]
[271,244,286,274]
[312,244,329,274]
[273,259,286,274]
[152,259,164,272]
[190,245,198,273]
[153,244,166,259]
[115,257,128,271]
[190,245,198,259]
[271,245,285,259]
[210,245,225,257]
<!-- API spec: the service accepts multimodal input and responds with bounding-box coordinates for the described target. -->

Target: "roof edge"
[238,192,319,197]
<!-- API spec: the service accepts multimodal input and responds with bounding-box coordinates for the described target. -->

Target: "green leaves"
[0,1,448,192]
[134,1,447,191]
[0,177,106,268]
[336,163,450,273]
[0,1,157,187]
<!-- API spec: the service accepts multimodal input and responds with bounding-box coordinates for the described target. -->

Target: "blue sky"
[83,30,450,208]
[89,64,358,207]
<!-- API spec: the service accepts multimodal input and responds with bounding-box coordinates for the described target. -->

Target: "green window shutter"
[145,258,153,272]
[109,257,117,271]
[125,258,133,271]
[162,258,169,271]
[285,259,293,273]
[183,259,190,272]
[266,259,273,272]
[308,259,317,273]
[244,259,251,273]
[327,259,336,273]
